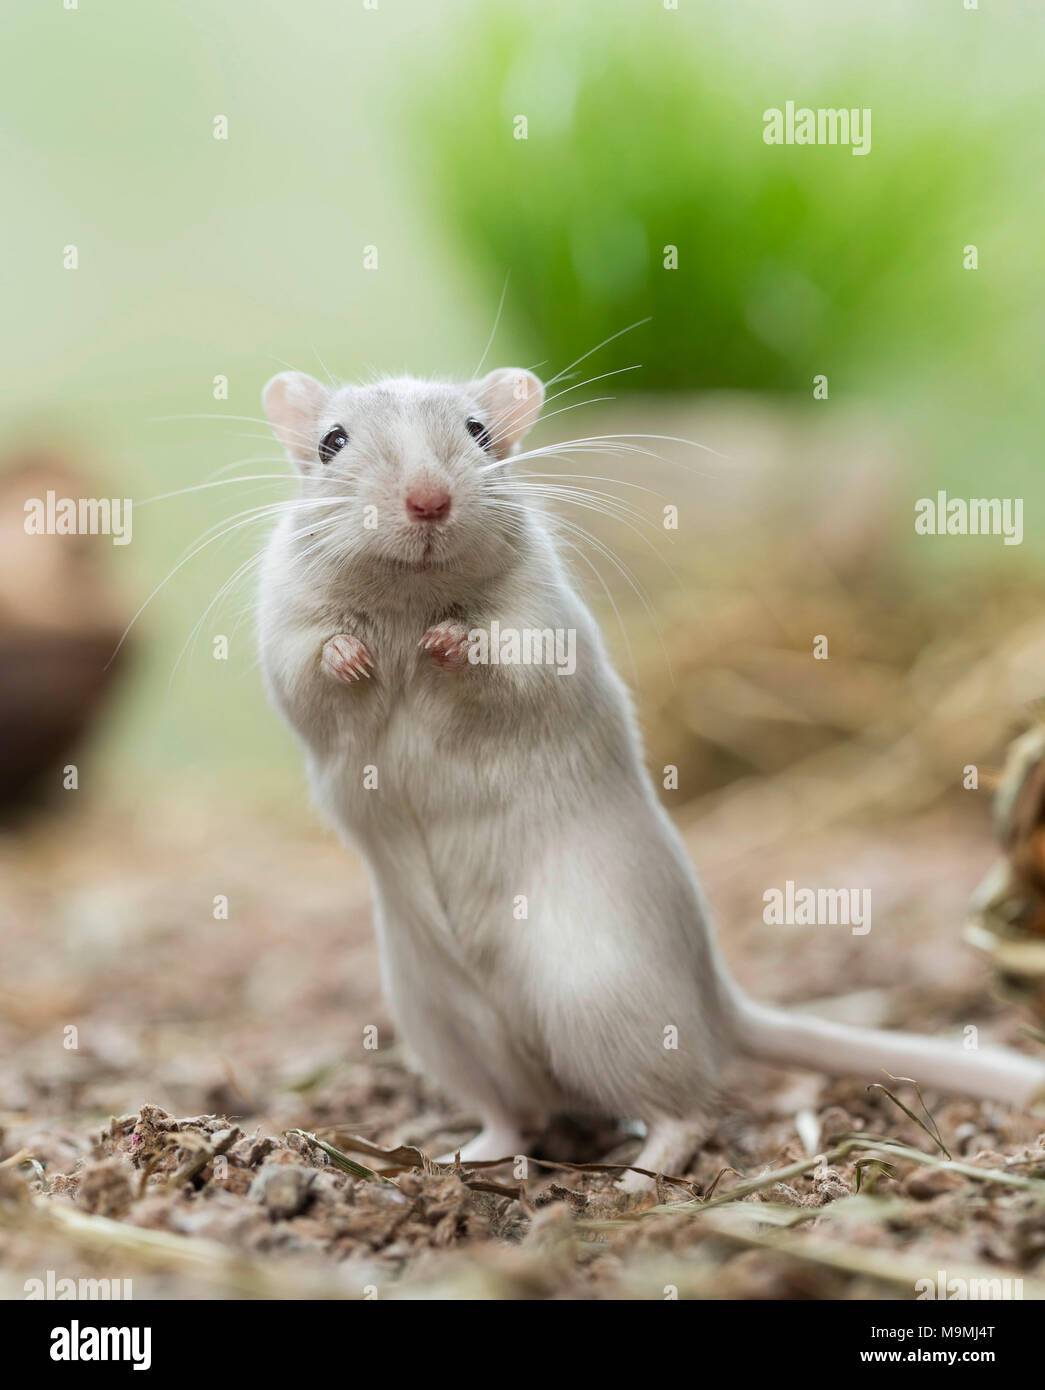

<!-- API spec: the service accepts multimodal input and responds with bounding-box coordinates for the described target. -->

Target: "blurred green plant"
[408,6,1026,396]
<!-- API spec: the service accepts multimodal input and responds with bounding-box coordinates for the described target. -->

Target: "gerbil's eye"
[465,417,491,451]
[318,427,348,464]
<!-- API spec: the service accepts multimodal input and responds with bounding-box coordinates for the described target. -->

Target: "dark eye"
[465,417,491,451]
[318,427,348,463]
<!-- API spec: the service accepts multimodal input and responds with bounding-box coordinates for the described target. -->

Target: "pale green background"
[1,0,1041,809]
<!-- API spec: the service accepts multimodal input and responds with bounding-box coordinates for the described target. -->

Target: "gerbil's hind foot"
[439,1120,523,1167]
[617,1118,707,1194]
[420,621,471,671]
[321,633,373,683]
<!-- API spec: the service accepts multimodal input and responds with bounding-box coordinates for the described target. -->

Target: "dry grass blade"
[523,1156,695,1189]
[460,1177,526,1198]
[703,1165,745,1200]
[682,1206,1045,1299]
[637,1135,1045,1218]
[285,1129,398,1184]
[0,1197,342,1299]
[853,1157,898,1194]
[867,1074,951,1158]
[830,1134,1045,1194]
[321,1129,697,1189]
[656,1146,851,1215]
[316,1130,430,1171]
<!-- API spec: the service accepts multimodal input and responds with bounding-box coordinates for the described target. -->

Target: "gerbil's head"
[262,368,543,579]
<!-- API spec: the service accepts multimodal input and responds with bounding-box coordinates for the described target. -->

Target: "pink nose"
[405,484,451,522]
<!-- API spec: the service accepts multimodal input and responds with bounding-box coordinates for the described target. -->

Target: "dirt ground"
[2,781,1044,1301]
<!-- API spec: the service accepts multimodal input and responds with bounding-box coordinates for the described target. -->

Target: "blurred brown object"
[966,725,1045,1020]
[0,456,128,808]
[572,399,1045,827]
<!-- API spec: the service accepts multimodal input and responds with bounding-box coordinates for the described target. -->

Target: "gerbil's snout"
[404,480,451,523]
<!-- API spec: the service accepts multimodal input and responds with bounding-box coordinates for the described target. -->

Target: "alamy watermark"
[26,1271,133,1299]
[916,1270,1023,1300]
[763,102,871,156]
[467,621,577,676]
[914,492,1023,546]
[24,491,132,545]
[763,880,871,936]
[49,1321,151,1370]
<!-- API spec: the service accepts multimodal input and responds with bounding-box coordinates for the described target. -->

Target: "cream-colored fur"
[258,368,1044,1184]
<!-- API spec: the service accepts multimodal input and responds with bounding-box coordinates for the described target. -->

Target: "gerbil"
[257,366,1044,1187]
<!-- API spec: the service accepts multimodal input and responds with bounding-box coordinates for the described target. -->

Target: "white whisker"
[472,271,511,379]
[543,318,652,389]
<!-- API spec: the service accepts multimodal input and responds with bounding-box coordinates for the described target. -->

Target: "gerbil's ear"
[262,371,327,465]
[473,368,544,458]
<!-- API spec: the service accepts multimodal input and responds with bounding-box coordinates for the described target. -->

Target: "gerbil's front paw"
[420,620,472,671]
[321,633,373,683]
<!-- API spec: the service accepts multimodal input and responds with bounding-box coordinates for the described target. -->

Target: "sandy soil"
[2,785,1043,1300]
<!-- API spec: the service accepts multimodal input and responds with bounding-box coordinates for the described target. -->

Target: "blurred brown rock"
[0,455,128,809]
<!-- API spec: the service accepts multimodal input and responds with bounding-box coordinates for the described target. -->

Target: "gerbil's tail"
[730,994,1045,1110]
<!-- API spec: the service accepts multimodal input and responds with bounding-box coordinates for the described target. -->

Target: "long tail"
[733,996,1045,1110]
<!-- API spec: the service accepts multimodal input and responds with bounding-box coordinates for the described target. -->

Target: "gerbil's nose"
[405,483,451,522]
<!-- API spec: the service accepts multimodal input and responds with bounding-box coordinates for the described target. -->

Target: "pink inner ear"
[478,368,544,454]
[263,371,327,461]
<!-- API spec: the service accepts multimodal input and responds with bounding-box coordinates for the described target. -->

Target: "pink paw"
[321,633,373,683]
[420,620,472,671]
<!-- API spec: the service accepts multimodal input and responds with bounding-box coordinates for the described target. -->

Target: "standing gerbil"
[258,366,1044,1187]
